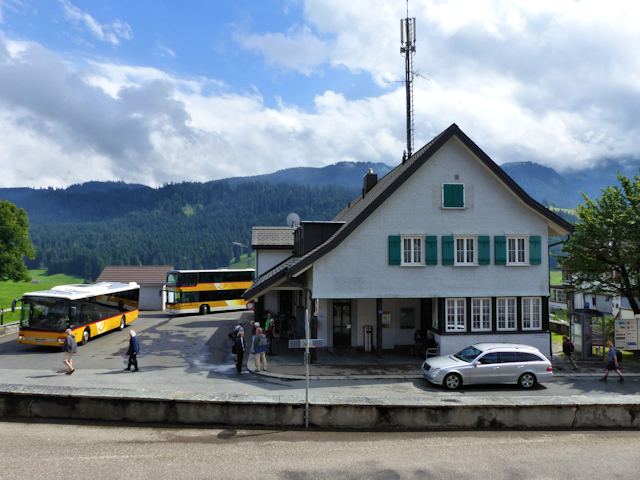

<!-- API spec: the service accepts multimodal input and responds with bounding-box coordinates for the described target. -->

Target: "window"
[471,298,491,331]
[522,297,541,330]
[442,184,465,208]
[557,290,566,302]
[455,237,476,265]
[497,297,516,331]
[446,298,466,332]
[507,236,528,265]
[402,237,423,265]
[478,352,499,364]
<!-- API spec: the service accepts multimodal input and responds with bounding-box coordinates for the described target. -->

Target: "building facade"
[244,124,573,358]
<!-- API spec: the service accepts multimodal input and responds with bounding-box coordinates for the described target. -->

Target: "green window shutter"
[478,236,490,265]
[442,236,454,265]
[389,236,401,265]
[443,184,464,208]
[425,236,437,265]
[494,236,506,265]
[530,236,542,265]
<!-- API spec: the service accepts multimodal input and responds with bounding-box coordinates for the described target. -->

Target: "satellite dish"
[286,212,301,228]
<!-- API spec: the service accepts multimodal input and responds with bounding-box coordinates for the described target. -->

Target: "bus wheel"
[80,328,90,345]
[200,304,210,315]
[118,315,126,330]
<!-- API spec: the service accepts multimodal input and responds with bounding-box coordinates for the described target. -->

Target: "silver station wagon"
[421,343,553,390]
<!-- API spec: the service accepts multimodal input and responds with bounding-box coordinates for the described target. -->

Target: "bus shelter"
[569,309,606,360]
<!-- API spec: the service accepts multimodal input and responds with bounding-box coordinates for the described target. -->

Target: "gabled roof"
[244,124,574,300]
[252,226,295,249]
[96,265,173,285]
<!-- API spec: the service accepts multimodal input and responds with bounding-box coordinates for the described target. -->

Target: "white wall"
[256,250,293,277]
[312,137,550,300]
[139,285,164,311]
[439,333,552,359]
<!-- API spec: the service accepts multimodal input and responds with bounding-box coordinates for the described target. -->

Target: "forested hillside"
[1,181,359,282]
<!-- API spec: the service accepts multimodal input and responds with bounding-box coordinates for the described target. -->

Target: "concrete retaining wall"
[1,386,640,429]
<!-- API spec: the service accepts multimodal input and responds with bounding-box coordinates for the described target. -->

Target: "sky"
[0,0,639,188]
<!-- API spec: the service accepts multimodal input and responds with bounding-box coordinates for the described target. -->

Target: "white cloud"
[156,45,176,58]
[60,0,133,45]
[235,0,640,171]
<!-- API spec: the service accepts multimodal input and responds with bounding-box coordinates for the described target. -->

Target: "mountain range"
[1,158,638,280]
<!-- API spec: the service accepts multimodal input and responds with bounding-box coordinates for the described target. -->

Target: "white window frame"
[497,297,517,331]
[471,298,491,332]
[522,297,541,330]
[506,236,529,266]
[446,298,466,332]
[401,236,424,266]
[454,236,477,266]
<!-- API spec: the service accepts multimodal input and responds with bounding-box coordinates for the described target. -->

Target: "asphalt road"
[0,311,637,398]
[1,421,638,479]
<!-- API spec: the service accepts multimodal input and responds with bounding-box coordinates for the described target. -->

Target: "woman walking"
[601,341,623,382]
[125,330,140,372]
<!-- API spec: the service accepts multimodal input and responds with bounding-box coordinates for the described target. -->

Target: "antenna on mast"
[400,1,417,159]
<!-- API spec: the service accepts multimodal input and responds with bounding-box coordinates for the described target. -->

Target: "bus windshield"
[166,273,179,287]
[21,297,70,332]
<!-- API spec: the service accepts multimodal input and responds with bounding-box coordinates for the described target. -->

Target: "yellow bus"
[12,282,140,347]
[165,269,255,315]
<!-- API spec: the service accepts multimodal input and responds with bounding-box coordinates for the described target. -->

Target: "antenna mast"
[400,3,416,158]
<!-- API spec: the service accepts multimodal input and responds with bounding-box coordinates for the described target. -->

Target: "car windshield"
[453,346,482,363]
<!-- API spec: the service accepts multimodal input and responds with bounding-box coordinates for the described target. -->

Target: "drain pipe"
[286,268,317,363]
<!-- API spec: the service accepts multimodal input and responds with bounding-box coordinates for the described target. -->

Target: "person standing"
[234,330,245,373]
[125,330,140,372]
[61,329,77,374]
[266,319,277,356]
[253,327,268,372]
[558,335,578,371]
[601,341,624,382]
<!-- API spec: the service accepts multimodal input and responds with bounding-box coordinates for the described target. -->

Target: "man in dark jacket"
[61,329,77,374]
[234,330,245,373]
[125,330,140,372]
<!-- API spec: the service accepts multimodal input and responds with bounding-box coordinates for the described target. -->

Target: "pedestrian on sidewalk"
[601,341,624,382]
[125,330,140,372]
[61,329,77,375]
[234,330,245,373]
[253,327,268,372]
[558,335,577,371]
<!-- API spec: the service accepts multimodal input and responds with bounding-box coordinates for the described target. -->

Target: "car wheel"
[200,304,209,315]
[118,315,126,330]
[519,372,537,389]
[80,328,90,345]
[443,373,462,390]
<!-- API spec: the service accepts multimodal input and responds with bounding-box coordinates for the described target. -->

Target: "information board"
[614,319,639,350]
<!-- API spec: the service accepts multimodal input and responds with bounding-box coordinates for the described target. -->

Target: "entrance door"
[333,300,352,347]
[279,291,293,317]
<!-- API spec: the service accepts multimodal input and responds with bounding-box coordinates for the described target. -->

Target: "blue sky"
[0,0,639,188]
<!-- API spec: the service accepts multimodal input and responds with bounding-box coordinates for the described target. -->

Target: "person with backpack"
[558,335,577,371]
[252,327,268,372]
[234,330,245,374]
[601,341,624,383]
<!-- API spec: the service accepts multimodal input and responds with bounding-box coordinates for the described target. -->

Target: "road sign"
[289,339,324,349]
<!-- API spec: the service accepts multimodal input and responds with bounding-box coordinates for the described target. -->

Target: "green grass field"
[0,270,84,324]
[228,252,256,269]
[550,269,563,285]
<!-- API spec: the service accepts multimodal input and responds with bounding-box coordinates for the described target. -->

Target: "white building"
[96,265,173,311]
[244,124,573,358]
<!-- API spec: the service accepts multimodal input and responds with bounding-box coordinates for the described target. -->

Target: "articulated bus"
[165,269,255,315]
[12,282,140,347]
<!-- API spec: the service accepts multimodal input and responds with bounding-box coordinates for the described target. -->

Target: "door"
[472,352,501,384]
[333,300,352,347]
[497,351,525,383]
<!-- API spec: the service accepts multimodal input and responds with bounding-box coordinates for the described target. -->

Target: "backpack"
[616,349,623,362]
[569,341,574,353]
[258,334,268,347]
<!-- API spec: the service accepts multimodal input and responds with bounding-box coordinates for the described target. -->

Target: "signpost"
[288,309,324,428]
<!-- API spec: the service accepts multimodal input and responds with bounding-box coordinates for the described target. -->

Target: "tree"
[558,171,640,314]
[0,200,36,282]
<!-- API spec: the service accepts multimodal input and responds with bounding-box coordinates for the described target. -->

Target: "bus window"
[166,273,179,287]
[199,272,216,283]
[180,273,198,287]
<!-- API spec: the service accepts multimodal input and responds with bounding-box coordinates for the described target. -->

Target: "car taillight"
[547,366,553,372]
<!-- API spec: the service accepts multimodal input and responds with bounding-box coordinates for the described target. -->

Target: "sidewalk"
[247,338,640,380]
